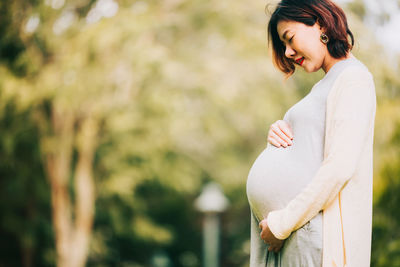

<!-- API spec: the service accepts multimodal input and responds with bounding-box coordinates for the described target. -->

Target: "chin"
[303,65,320,73]
[303,67,314,73]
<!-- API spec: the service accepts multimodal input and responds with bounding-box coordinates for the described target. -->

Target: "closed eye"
[281,36,294,46]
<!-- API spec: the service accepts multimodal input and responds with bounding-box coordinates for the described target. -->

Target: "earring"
[320,33,329,44]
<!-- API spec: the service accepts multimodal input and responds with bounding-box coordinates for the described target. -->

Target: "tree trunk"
[45,105,74,267]
[70,117,97,267]
[43,105,97,267]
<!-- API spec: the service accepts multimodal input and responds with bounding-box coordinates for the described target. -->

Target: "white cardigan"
[266,60,376,267]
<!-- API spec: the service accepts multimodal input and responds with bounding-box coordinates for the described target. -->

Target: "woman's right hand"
[267,120,294,148]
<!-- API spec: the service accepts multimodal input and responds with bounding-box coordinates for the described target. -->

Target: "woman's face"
[277,20,332,73]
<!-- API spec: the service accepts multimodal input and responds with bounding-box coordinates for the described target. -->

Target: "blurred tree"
[0,100,53,267]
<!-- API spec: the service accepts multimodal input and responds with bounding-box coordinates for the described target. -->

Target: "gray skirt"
[250,210,323,267]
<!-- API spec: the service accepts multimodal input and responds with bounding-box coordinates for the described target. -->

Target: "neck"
[323,52,354,73]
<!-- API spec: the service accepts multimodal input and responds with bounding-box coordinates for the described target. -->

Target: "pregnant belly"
[246,144,320,221]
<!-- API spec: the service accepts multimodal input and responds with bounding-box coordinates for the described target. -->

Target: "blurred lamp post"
[195,182,229,267]
[150,250,171,267]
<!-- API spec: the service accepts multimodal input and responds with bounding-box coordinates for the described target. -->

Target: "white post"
[195,183,229,267]
[203,213,219,267]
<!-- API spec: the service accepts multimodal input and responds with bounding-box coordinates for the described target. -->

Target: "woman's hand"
[259,218,285,252]
[267,120,293,148]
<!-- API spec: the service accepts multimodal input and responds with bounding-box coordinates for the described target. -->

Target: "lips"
[295,57,305,66]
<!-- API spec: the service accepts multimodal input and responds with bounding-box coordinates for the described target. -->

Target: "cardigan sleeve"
[266,66,376,240]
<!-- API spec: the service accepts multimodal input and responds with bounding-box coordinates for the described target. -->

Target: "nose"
[285,45,296,59]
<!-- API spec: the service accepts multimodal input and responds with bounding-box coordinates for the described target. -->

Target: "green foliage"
[372,121,400,266]
[0,100,54,266]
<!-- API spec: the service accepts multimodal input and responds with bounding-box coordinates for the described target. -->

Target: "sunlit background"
[0,0,399,266]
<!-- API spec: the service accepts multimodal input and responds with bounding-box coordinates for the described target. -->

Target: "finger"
[277,120,294,140]
[260,233,267,243]
[269,131,288,147]
[274,241,284,252]
[267,135,282,148]
[273,243,282,252]
[278,120,294,139]
[276,122,294,143]
[259,221,266,230]
[271,124,292,145]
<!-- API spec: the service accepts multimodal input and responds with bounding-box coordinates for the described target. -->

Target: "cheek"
[299,31,325,56]
[303,39,325,58]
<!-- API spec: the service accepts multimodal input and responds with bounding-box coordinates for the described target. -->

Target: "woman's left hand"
[259,219,285,252]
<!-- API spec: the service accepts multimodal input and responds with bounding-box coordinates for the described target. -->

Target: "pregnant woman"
[246,0,376,266]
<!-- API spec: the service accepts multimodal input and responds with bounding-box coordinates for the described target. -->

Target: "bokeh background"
[0,0,399,266]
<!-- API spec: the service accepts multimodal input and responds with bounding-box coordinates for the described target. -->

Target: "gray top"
[246,57,363,266]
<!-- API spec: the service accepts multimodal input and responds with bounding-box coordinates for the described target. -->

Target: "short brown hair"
[267,0,354,77]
